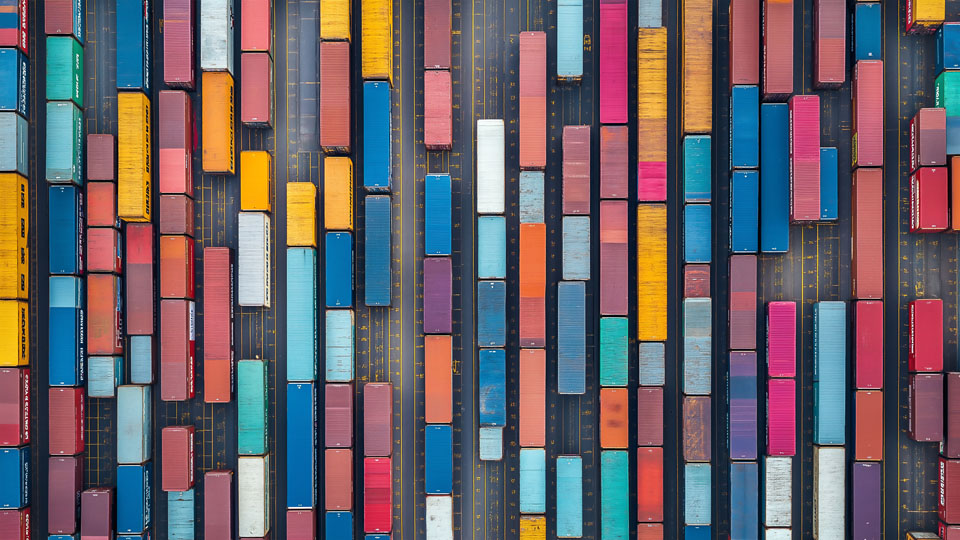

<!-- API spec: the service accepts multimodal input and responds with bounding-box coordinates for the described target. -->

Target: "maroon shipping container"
[158,90,194,196]
[160,299,196,401]
[941,521,960,540]
[287,510,316,540]
[80,489,113,540]
[788,95,820,221]
[910,373,944,442]
[853,60,884,167]
[325,383,354,447]
[562,125,590,214]
[814,0,845,87]
[728,0,759,87]
[0,508,29,540]
[637,387,663,446]
[683,396,711,462]
[943,457,960,523]
[241,0,272,52]
[160,235,195,299]
[855,300,883,389]
[49,387,84,455]
[87,228,122,274]
[424,69,452,150]
[320,41,351,153]
[762,0,794,99]
[162,426,195,491]
[423,0,451,68]
[160,194,195,237]
[87,183,118,228]
[600,200,628,316]
[519,31,546,170]
[204,470,233,540]
[910,299,944,371]
[325,448,354,510]
[600,125,628,199]
[423,257,452,334]
[202,247,234,394]
[728,255,757,350]
[912,108,947,172]
[364,383,393,457]
[48,457,82,535]
[911,167,950,232]
[163,0,195,89]
[684,264,710,298]
[241,52,274,128]
[87,134,116,181]
[126,224,155,335]
[0,368,28,446]
[852,168,883,299]
[45,0,79,37]
[945,373,960,458]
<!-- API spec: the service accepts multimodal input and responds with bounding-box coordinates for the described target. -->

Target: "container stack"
[763,301,796,537]
[853,300,883,538]
[239,358,272,538]
[161,425,196,538]
[812,302,847,538]
[933,24,960,227]
[199,0,236,177]
[906,0,945,34]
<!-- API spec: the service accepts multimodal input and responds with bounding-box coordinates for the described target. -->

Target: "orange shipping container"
[519,349,545,447]
[637,524,665,540]
[683,396,711,462]
[424,335,452,424]
[600,387,628,449]
[201,72,236,174]
[682,0,713,134]
[160,235,195,300]
[324,448,353,510]
[855,390,883,461]
[637,447,664,522]
[519,223,546,348]
[87,274,123,356]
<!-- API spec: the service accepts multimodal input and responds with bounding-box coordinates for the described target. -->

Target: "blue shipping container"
[760,104,789,252]
[519,171,544,223]
[556,456,583,538]
[477,281,506,347]
[478,426,503,461]
[519,448,545,514]
[0,48,27,117]
[729,354,758,461]
[731,85,760,169]
[477,216,506,279]
[88,356,123,397]
[287,383,317,508]
[49,276,84,386]
[49,186,84,274]
[730,462,759,540]
[116,0,151,91]
[364,195,392,306]
[167,489,194,540]
[557,281,585,394]
[425,424,453,494]
[117,385,152,464]
[326,511,353,539]
[730,170,759,253]
[287,248,318,381]
[129,335,153,384]
[325,232,353,308]
[600,451,629,540]
[363,82,392,191]
[425,174,452,256]
[683,136,712,202]
[939,23,960,73]
[814,301,846,445]
[684,204,712,263]
[325,310,355,382]
[686,526,712,540]
[0,113,28,175]
[478,349,506,426]
[561,216,590,280]
[117,463,152,534]
[685,463,711,525]
[0,447,28,508]
[46,101,83,183]
[820,147,838,220]
[639,342,665,386]
[855,3,882,61]
[557,0,583,78]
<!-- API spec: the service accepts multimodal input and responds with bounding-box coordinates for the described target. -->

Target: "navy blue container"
[760,104,789,252]
[939,23,960,72]
[116,0,151,92]
[729,462,759,539]
[478,349,506,426]
[117,462,152,534]
[49,276,84,386]
[730,170,759,253]
[326,511,353,539]
[425,424,453,494]
[557,281,585,394]
[363,82,392,191]
[49,185,84,274]
[854,3,881,61]
[0,48,27,117]
[730,85,759,169]
[364,195,392,306]
[476,281,505,347]
[287,383,316,509]
[684,204,712,263]
[325,232,353,308]
[820,147,838,221]
[0,447,29,508]
[425,174,451,255]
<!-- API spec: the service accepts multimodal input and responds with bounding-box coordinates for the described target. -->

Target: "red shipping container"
[424,70,452,150]
[158,90,194,196]
[424,0,451,68]
[683,264,710,298]
[87,182,118,228]
[599,0,627,123]
[600,387,629,449]
[0,368,29,446]
[729,255,757,350]
[562,125,590,214]
[766,301,796,378]
[364,457,392,533]
[728,0,759,87]
[320,41,351,153]
[87,228,122,274]
[600,126,628,199]
[682,396,711,462]
[519,223,546,347]
[325,449,354,510]
[87,134,116,181]
[762,0,794,99]
[87,274,123,355]
[947,373,960,458]
[637,387,664,446]
[853,60,884,167]
[241,0,272,51]
[813,0,845,87]
[943,457,960,523]
[637,524,665,540]
[48,457,81,535]
[160,299,196,401]
[80,488,113,540]
[204,470,233,540]
[911,373,944,442]
[241,52,274,127]
[519,32,546,170]
[203,247,233,402]
[852,168,883,299]
[855,301,883,388]
[325,383,354,447]
[636,447,664,522]
[287,510,316,540]
[600,200,628,315]
[162,426,195,491]
[45,0,77,38]
[911,167,950,232]
[855,390,883,460]
[0,0,26,52]
[953,157,960,232]
[519,349,545,447]
[163,0,195,89]
[126,224,155,335]
[160,235,196,299]
[910,299,944,371]
[0,508,29,540]
[912,108,947,172]
[788,95,820,221]
[160,195,195,237]
[364,383,393,457]
[941,522,960,540]
[766,378,795,456]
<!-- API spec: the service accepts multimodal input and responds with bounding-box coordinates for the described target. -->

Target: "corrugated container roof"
[729,0,759,86]
[763,0,794,98]
[320,41,351,153]
[728,254,757,349]
[766,301,796,377]
[683,335,711,395]
[519,32,546,170]
[324,383,353,447]
[364,195,392,306]
[683,135,711,202]
[477,120,506,213]
[562,125,590,214]
[200,0,234,73]
[241,52,273,127]
[854,60,884,166]
[204,471,233,540]
[423,0,451,68]
[683,396,711,462]
[364,383,393,457]
[767,379,795,455]
[48,457,81,535]
[562,216,590,281]
[424,70,452,150]
[600,317,628,386]
[599,451,628,536]
[814,0,846,86]
[599,0,627,123]
[684,463,711,525]
[325,310,354,382]
[637,28,668,201]
[519,171,544,224]
[764,456,792,527]
[424,257,452,334]
[600,200,628,316]
[600,126,629,199]
[478,349,506,426]
[519,350,545,446]
[425,335,452,423]
[813,447,845,538]
[519,448,546,513]
[639,342,665,386]
[558,0,584,77]
[729,352,757,460]
[730,462,759,538]
[325,449,353,510]
[557,282,585,394]
[478,426,503,461]
[163,0,195,88]
[852,168,883,298]
[477,281,505,348]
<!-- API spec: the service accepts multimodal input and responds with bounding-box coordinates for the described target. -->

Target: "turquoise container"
[477,216,506,279]
[167,489,195,540]
[556,456,583,537]
[46,36,83,105]
[519,448,545,514]
[601,450,629,540]
[683,135,712,202]
[238,359,267,455]
[325,309,355,382]
[45,101,83,184]
[286,248,317,381]
[599,317,628,386]
[557,0,583,79]
[684,463,711,526]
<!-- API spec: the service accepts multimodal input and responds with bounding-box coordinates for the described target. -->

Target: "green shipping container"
[599,317,628,386]
[937,71,960,116]
[601,450,629,540]
[46,101,83,183]
[46,37,83,105]
[238,359,268,455]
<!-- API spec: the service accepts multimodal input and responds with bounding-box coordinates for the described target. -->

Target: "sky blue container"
[556,456,583,537]
[49,276,84,386]
[238,359,268,455]
[814,301,846,445]
[477,216,506,279]
[46,101,83,183]
[683,136,712,202]
[287,382,316,508]
[730,170,759,253]
[519,448,545,514]
[557,281,585,394]
[731,86,759,169]
[478,348,505,426]
[117,463,152,534]
[819,148,838,221]
[117,0,151,91]
[425,174,452,256]
[561,216,590,280]
[939,23,960,72]
[325,309,355,382]
[167,489,195,540]
[477,280,505,347]
[639,342,665,386]
[760,104,789,252]
[363,82,392,192]
[46,37,83,105]
[325,232,353,308]
[519,171,544,223]
[0,113,28,175]
[557,0,583,79]
[49,186,83,274]
[364,195,392,306]
[478,426,503,461]
[88,356,123,397]
[117,385,151,463]
[730,462,759,539]
[684,463,711,525]
[287,248,317,381]
[0,447,28,508]
[326,511,353,539]
[600,451,628,540]
[425,424,453,494]
[855,3,882,61]
[638,0,662,27]
[685,526,712,540]
[600,317,628,386]
[684,204,711,263]
[0,49,27,117]
[129,335,153,384]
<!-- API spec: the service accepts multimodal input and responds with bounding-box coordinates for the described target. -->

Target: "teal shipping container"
[46,37,83,105]
[167,489,195,540]
[129,335,153,384]
[519,171,544,223]
[820,147,838,220]
[684,135,712,202]
[325,309,355,382]
[684,204,712,263]
[685,463,711,525]
[238,359,268,455]
[556,456,583,538]
[601,450,629,540]
[478,426,503,461]
[477,216,506,279]
[46,101,83,183]
[814,301,846,444]
[600,317,628,386]
[557,0,583,79]
[287,248,317,381]
[87,356,123,398]
[117,385,151,464]
[0,112,28,175]
[639,342,665,386]
[561,216,590,280]
[519,448,545,514]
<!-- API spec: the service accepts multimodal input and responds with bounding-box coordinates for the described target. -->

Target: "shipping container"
[46,37,83,105]
[637,524,665,540]
[0,173,26,299]
[424,70,452,150]
[855,390,883,460]
[519,32,547,169]
[49,387,84,455]
[637,387,663,446]
[789,95,820,221]
[763,0,793,98]
[203,247,233,400]
[287,383,316,509]
[424,257,452,334]
[87,274,122,357]
[238,212,271,307]
[159,195,194,236]
[477,281,505,348]
[729,0,759,86]
[425,424,453,494]
[852,462,881,540]
[911,373,944,441]
[478,349,506,426]
[766,301,796,377]
[117,463,152,534]
[117,0,150,90]
[557,282,585,394]
[325,383,354,447]
[168,491,195,540]
[325,448,353,510]
[813,446,845,538]
[0,0,27,51]
[520,223,546,344]
[730,172,759,252]
[684,204,712,263]
[730,462,759,539]
[238,360,267,455]
[163,0,194,88]
[361,0,392,83]
[941,523,960,540]
[853,61,884,167]
[0,114,27,176]
[767,379,795,455]
[683,0,711,132]
[684,463,711,526]
[0,300,26,367]
[729,352,758,460]
[363,82,392,190]
[817,147,839,221]
[855,3,881,62]
[946,373,960,458]
[555,457,583,536]
[0,369,27,446]
[323,158,354,231]
[241,52,274,127]
[600,126,628,199]
[519,448,546,514]
[729,255,757,348]
[46,0,83,41]
[87,183,117,230]
[599,387,629,449]
[325,310,355,382]
[941,23,960,72]
[424,335,452,424]
[683,396,711,462]
[907,0,944,34]
[240,0,271,51]
[200,0,234,72]
[637,28,667,200]
[320,41,351,153]
[731,86,759,168]
[285,249,316,381]
[600,201,627,316]
[324,232,353,308]
[636,448,663,523]
[287,510,315,540]
[85,136,116,185]
[157,91,193,196]
[0,49,26,117]
[87,355,122,397]
[364,457,392,532]
[683,264,709,298]
[562,125,590,213]
[600,452,630,539]
[478,426,503,461]
[944,458,960,524]
[763,456,792,527]
[364,383,393,457]
[599,0,627,123]
[80,489,112,539]
[48,457,81,534]
[684,299,712,396]
[636,205,667,339]
[0,447,26,509]
[910,299,944,371]
[320,0,350,40]
[159,235,194,299]
[814,0,845,87]
[87,228,122,275]
[477,119,505,213]
[238,455,270,537]
[599,317,627,386]
[760,103,789,251]
[125,224,153,335]
[477,216,505,278]
[161,426,194,491]
[160,299,195,400]
[954,158,960,230]
[426,496,453,540]
[326,511,353,538]
[117,385,151,463]
[239,151,272,212]
[365,195,392,306]
[911,167,950,232]
[425,174,452,255]
[562,216,590,280]
[911,108,946,172]
[814,302,846,445]
[519,171,544,223]
[201,72,236,174]
[852,168,883,298]
[46,101,82,184]
[557,0,583,79]
[204,471,233,540]
[286,183,316,248]
[118,92,151,221]
[423,0,451,68]
[683,135,711,202]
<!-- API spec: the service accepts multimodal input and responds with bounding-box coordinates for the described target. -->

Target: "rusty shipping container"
[763,0,794,99]
[87,274,123,355]
[562,125,590,214]
[852,168,883,299]
[684,265,710,298]
[519,349,545,447]
[683,396,711,462]
[519,32,546,170]
[320,41,351,153]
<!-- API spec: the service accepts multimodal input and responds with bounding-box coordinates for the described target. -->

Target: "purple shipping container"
[423,257,452,334]
[599,0,627,123]
[364,383,393,457]
[766,301,796,377]
[80,488,113,540]
[852,462,881,539]
[946,373,960,458]
[729,352,758,460]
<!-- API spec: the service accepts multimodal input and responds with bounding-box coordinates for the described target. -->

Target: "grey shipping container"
[639,342,666,386]
[638,0,662,27]
[562,216,590,280]
[117,385,151,464]
[0,113,27,175]
[129,335,153,384]
[557,281,586,394]
[479,426,503,461]
[238,212,271,307]
[520,171,544,223]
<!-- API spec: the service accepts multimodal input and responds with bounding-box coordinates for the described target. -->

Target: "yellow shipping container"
[118,92,152,222]
[637,204,667,341]
[0,174,28,299]
[320,0,351,41]
[361,0,393,84]
[240,151,272,212]
[324,156,354,231]
[202,72,236,174]
[637,28,667,163]
[682,0,712,134]
[287,182,317,247]
[909,0,945,31]
[519,516,546,540]
[0,300,28,366]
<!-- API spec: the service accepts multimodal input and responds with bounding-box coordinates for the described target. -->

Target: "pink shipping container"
[87,134,116,181]
[814,0,845,87]
[126,224,155,335]
[424,69,452,150]
[364,383,393,457]
[48,457,82,535]
[763,0,794,99]
[0,509,28,540]
[158,90,194,196]
[241,0,272,52]
[562,125,590,214]
[911,167,950,232]
[945,373,960,459]
[910,299,944,372]
[163,0,195,89]
[637,387,664,446]
[600,200,628,316]
[204,470,233,540]
[852,168,884,299]
[0,368,28,446]
[728,0,759,87]
[766,378,795,456]
[788,95,821,221]
[855,301,884,388]
[766,301,796,377]
[601,126,628,199]
[287,510,316,540]
[519,32,546,170]
[423,0,451,68]
[910,373,944,442]
[325,383,354,447]
[599,0,627,123]
[49,387,84,455]
[80,489,113,540]
[241,52,275,127]
[853,60,884,167]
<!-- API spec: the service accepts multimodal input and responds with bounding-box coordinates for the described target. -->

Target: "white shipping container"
[764,528,792,540]
[238,212,271,307]
[813,447,844,540]
[478,426,503,461]
[562,216,590,280]
[200,0,235,74]
[476,119,505,214]
[763,456,792,528]
[426,495,453,540]
[117,385,152,464]
[238,454,270,537]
